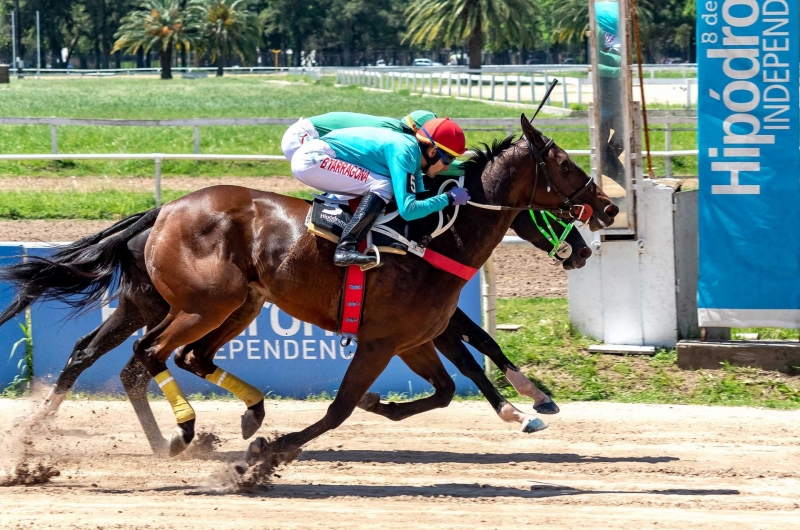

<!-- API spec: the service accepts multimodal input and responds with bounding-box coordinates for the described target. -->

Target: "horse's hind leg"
[357,341,456,422]
[119,354,169,456]
[432,327,546,433]
[174,287,266,440]
[449,307,558,414]
[35,297,145,420]
[133,295,247,456]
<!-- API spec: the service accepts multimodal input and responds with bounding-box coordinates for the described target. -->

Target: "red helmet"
[415,117,467,157]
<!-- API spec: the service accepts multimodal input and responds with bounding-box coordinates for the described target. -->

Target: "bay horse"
[0,115,616,458]
[10,194,591,457]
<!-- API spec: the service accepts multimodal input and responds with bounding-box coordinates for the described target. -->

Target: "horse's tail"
[0,207,162,326]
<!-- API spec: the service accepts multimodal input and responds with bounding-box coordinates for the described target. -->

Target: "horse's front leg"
[246,338,396,464]
[449,307,559,414]
[431,327,546,433]
[356,341,455,421]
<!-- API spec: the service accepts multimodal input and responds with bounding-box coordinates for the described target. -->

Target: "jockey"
[281,110,436,162]
[291,117,471,267]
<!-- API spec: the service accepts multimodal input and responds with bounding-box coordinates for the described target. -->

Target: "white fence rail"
[336,69,699,110]
[0,115,699,181]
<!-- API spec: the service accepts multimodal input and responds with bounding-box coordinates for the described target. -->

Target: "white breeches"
[281,118,320,162]
[290,138,393,202]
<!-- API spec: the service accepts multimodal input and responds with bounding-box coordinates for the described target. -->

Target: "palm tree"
[404,0,539,70]
[112,0,205,80]
[203,0,261,77]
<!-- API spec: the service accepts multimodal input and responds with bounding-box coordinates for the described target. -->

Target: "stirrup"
[340,333,357,347]
[359,244,382,272]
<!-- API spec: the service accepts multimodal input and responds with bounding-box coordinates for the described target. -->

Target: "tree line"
[1,0,696,75]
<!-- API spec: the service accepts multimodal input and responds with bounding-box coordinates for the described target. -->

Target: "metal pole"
[36,11,40,77]
[577,77,582,106]
[50,124,58,154]
[503,75,508,102]
[490,74,495,100]
[154,157,162,206]
[685,78,692,109]
[516,75,521,103]
[193,126,200,154]
[480,259,498,378]
[664,124,672,178]
[10,11,16,72]
[562,79,568,108]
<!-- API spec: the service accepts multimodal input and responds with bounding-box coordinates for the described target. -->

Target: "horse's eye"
[560,161,570,172]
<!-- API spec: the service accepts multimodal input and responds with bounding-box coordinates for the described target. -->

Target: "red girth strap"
[421,248,478,281]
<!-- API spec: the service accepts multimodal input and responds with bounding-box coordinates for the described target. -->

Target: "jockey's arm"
[391,164,450,221]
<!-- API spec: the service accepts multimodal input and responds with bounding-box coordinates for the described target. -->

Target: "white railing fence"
[0,115,699,202]
[335,69,699,110]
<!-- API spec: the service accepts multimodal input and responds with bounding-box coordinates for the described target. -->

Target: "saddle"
[305,182,479,345]
[305,195,412,258]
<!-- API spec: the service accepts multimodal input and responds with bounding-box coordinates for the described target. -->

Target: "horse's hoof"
[534,400,560,415]
[245,436,269,466]
[522,417,548,433]
[149,438,171,459]
[168,427,192,457]
[241,408,263,440]
[357,392,381,411]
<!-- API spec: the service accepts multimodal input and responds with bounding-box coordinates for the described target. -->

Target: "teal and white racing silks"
[308,112,409,137]
[323,127,450,221]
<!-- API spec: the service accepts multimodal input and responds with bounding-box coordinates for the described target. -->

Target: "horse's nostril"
[579,247,592,259]
[604,204,620,217]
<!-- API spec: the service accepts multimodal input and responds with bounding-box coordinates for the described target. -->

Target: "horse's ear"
[520,113,536,140]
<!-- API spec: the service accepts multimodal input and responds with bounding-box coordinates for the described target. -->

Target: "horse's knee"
[437,377,456,405]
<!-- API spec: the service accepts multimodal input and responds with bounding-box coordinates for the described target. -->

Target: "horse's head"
[519,114,618,231]
[511,211,592,271]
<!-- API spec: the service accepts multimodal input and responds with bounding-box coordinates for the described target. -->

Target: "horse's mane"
[461,135,516,178]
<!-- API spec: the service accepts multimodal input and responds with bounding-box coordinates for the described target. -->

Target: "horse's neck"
[429,149,523,269]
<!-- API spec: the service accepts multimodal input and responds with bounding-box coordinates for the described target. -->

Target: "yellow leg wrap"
[205,367,263,408]
[154,369,196,423]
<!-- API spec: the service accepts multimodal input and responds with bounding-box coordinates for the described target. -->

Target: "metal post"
[379,73,383,90]
[514,75,519,103]
[478,73,482,100]
[413,73,417,92]
[11,11,16,72]
[193,126,200,154]
[437,72,442,95]
[36,11,41,77]
[480,259,498,377]
[685,78,692,109]
[577,77,582,105]
[503,75,508,102]
[50,124,58,154]
[664,123,672,178]
[154,157,162,206]
[531,74,536,103]
[562,79,568,108]
[468,74,473,98]
[490,75,495,100]
[448,72,452,95]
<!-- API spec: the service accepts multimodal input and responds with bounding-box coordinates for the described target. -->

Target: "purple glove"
[447,187,471,206]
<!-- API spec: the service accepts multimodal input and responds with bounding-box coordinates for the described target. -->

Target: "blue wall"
[25,245,483,398]
[0,245,27,390]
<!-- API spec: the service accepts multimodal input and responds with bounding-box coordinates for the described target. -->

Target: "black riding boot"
[333,192,385,267]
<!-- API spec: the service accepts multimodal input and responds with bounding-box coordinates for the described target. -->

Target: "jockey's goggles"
[419,127,455,166]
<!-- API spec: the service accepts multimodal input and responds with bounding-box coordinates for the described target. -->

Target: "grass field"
[0,75,698,182]
[494,298,800,409]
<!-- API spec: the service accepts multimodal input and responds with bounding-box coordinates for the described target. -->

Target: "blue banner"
[0,245,27,391]
[697,0,800,327]
[28,245,483,397]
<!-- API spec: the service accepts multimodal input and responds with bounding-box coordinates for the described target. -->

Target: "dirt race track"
[1,400,799,529]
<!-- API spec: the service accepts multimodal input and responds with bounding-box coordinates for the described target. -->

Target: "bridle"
[466,79,594,222]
